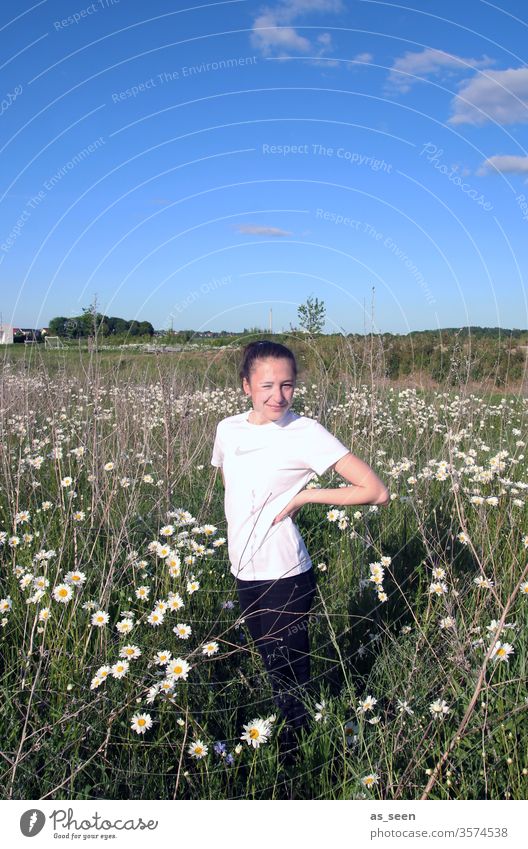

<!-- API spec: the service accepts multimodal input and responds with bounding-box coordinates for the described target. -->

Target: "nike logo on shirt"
[235,446,265,456]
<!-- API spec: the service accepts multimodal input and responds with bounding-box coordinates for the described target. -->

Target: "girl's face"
[242,357,296,424]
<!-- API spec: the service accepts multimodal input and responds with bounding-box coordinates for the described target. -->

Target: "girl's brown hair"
[238,340,297,384]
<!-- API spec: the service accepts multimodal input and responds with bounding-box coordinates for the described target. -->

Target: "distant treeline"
[48,313,154,338]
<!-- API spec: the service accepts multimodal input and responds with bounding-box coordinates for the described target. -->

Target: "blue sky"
[1,0,528,333]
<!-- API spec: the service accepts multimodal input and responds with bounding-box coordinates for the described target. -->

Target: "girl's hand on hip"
[271,492,306,525]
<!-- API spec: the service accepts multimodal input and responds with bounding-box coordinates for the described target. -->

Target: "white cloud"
[388,47,494,93]
[236,224,293,236]
[449,67,528,125]
[477,155,528,175]
[251,0,343,59]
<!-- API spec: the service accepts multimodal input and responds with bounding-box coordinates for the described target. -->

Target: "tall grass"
[0,341,527,799]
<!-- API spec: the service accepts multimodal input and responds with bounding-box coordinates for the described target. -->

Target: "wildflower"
[474,576,494,589]
[53,584,73,603]
[519,582,528,596]
[154,650,172,665]
[116,618,134,635]
[73,511,85,521]
[154,599,168,614]
[429,582,448,596]
[120,644,141,660]
[439,617,455,630]
[377,591,388,603]
[240,716,274,749]
[146,684,160,704]
[202,641,219,656]
[490,641,514,662]
[397,699,414,715]
[186,580,200,594]
[131,713,153,735]
[90,676,102,690]
[104,462,114,471]
[457,532,469,544]
[361,773,380,788]
[358,695,377,714]
[432,567,446,579]
[380,556,392,567]
[326,509,339,522]
[96,665,111,680]
[65,570,86,586]
[8,536,20,547]
[33,576,49,590]
[188,740,208,759]
[429,699,450,719]
[317,562,327,572]
[165,657,191,680]
[160,525,174,537]
[174,623,192,640]
[147,610,164,626]
[155,543,171,558]
[60,477,73,488]
[14,510,31,524]
[38,607,50,622]
[135,586,150,600]
[486,496,499,506]
[111,660,129,679]
[314,700,327,722]
[91,610,109,627]
[214,741,227,757]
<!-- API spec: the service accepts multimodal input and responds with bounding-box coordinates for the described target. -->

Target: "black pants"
[236,567,317,730]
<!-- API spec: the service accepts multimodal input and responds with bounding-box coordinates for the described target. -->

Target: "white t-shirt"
[210,408,350,581]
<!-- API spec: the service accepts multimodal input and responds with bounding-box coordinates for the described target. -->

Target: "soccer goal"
[44,336,63,349]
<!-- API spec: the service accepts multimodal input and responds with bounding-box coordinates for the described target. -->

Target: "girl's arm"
[272,452,389,524]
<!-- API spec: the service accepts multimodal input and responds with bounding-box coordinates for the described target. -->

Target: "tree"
[297,295,326,335]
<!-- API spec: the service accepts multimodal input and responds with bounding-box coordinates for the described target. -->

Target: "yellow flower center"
[174,665,182,674]
[138,718,146,726]
[59,588,68,597]
[249,729,259,739]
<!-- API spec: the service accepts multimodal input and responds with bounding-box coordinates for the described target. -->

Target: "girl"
[211,340,389,752]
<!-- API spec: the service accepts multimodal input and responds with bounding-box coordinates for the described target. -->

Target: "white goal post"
[44,336,64,349]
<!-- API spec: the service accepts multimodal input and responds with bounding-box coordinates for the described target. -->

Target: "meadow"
[1,339,527,800]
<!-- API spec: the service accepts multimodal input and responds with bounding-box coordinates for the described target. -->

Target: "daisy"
[111,660,129,679]
[38,607,50,622]
[159,677,176,694]
[174,623,192,640]
[202,641,219,656]
[135,586,150,600]
[317,562,327,572]
[490,641,514,662]
[103,462,114,471]
[326,509,339,522]
[358,695,377,714]
[0,598,13,612]
[165,657,191,680]
[91,610,109,627]
[439,617,455,629]
[457,532,469,544]
[120,644,141,660]
[361,773,380,788]
[429,699,450,719]
[147,610,164,627]
[90,676,102,690]
[377,591,388,603]
[240,717,274,749]
[397,699,414,715]
[131,713,153,735]
[153,650,172,665]
[146,684,160,704]
[116,618,134,635]
[60,477,73,487]
[168,563,181,578]
[53,584,73,603]
[202,524,217,536]
[95,665,111,680]
[519,582,528,596]
[186,580,200,594]
[167,593,184,611]
[65,570,86,586]
[155,543,171,559]
[474,576,494,589]
[33,576,49,590]
[73,511,85,521]
[159,525,174,537]
[432,567,446,579]
[188,739,208,759]
[429,582,448,596]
